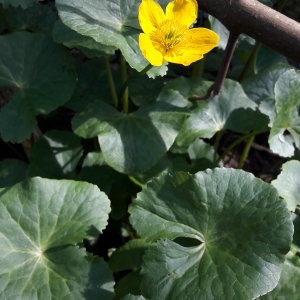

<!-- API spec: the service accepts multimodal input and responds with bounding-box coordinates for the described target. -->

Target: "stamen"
[150,20,187,55]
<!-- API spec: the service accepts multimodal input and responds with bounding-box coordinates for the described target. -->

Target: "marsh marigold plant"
[138,0,219,66]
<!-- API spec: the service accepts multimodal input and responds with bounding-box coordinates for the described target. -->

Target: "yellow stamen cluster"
[150,20,187,56]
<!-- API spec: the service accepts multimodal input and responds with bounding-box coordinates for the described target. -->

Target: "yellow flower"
[138,0,219,66]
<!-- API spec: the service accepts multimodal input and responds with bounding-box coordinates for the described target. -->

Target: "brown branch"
[198,0,300,64]
[193,32,239,99]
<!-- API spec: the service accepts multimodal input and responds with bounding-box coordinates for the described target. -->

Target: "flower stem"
[0,8,12,33]
[237,134,256,169]
[195,32,239,100]
[191,57,205,77]
[128,176,143,187]
[120,55,129,114]
[213,130,224,167]
[220,131,259,161]
[238,41,261,83]
[118,63,153,111]
[104,56,118,109]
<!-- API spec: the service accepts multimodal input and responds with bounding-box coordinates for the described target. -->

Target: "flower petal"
[139,0,166,35]
[164,28,219,66]
[164,51,203,66]
[166,0,198,28]
[139,33,165,66]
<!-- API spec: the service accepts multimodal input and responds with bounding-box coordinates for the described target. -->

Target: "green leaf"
[109,239,155,299]
[131,155,173,186]
[129,169,293,300]
[242,63,292,125]
[292,214,300,252]
[53,20,116,58]
[77,151,123,195]
[0,177,113,299]
[269,70,300,157]
[130,75,169,106]
[0,32,76,143]
[188,139,222,172]
[0,159,28,188]
[121,295,147,300]
[55,0,168,78]
[162,76,211,102]
[27,130,83,180]
[271,160,300,211]
[0,0,39,9]
[208,16,229,50]
[255,45,288,74]
[258,252,300,300]
[0,3,56,34]
[72,101,187,174]
[176,80,269,146]
[109,239,155,273]
[208,17,255,50]
[65,58,122,112]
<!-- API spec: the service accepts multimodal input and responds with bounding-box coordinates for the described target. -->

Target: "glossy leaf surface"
[129,169,293,299]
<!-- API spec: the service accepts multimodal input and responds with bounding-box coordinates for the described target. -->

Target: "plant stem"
[104,56,118,109]
[191,57,205,77]
[120,55,129,114]
[238,41,261,82]
[6,142,25,161]
[213,130,224,167]
[128,176,143,187]
[195,32,239,100]
[237,134,256,169]
[0,8,12,33]
[118,63,153,110]
[213,32,239,95]
[220,131,258,161]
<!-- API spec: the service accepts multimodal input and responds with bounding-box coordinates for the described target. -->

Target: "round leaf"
[242,63,292,126]
[272,160,300,211]
[176,80,269,146]
[129,169,293,299]
[269,69,300,157]
[0,177,112,298]
[0,3,56,34]
[0,32,76,143]
[53,20,116,58]
[258,252,300,300]
[27,130,83,179]
[72,101,187,174]
[55,0,168,78]
[0,158,28,188]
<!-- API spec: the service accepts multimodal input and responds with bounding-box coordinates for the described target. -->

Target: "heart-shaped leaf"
[27,130,83,179]
[65,58,122,112]
[55,0,169,78]
[242,63,292,125]
[72,100,187,174]
[0,32,76,143]
[0,3,56,34]
[0,159,28,188]
[109,239,155,299]
[53,20,116,58]
[258,252,300,300]
[176,80,269,146]
[269,70,300,157]
[0,177,113,299]
[129,169,293,299]
[272,160,300,211]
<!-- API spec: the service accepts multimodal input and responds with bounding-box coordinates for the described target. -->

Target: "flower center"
[150,20,187,55]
